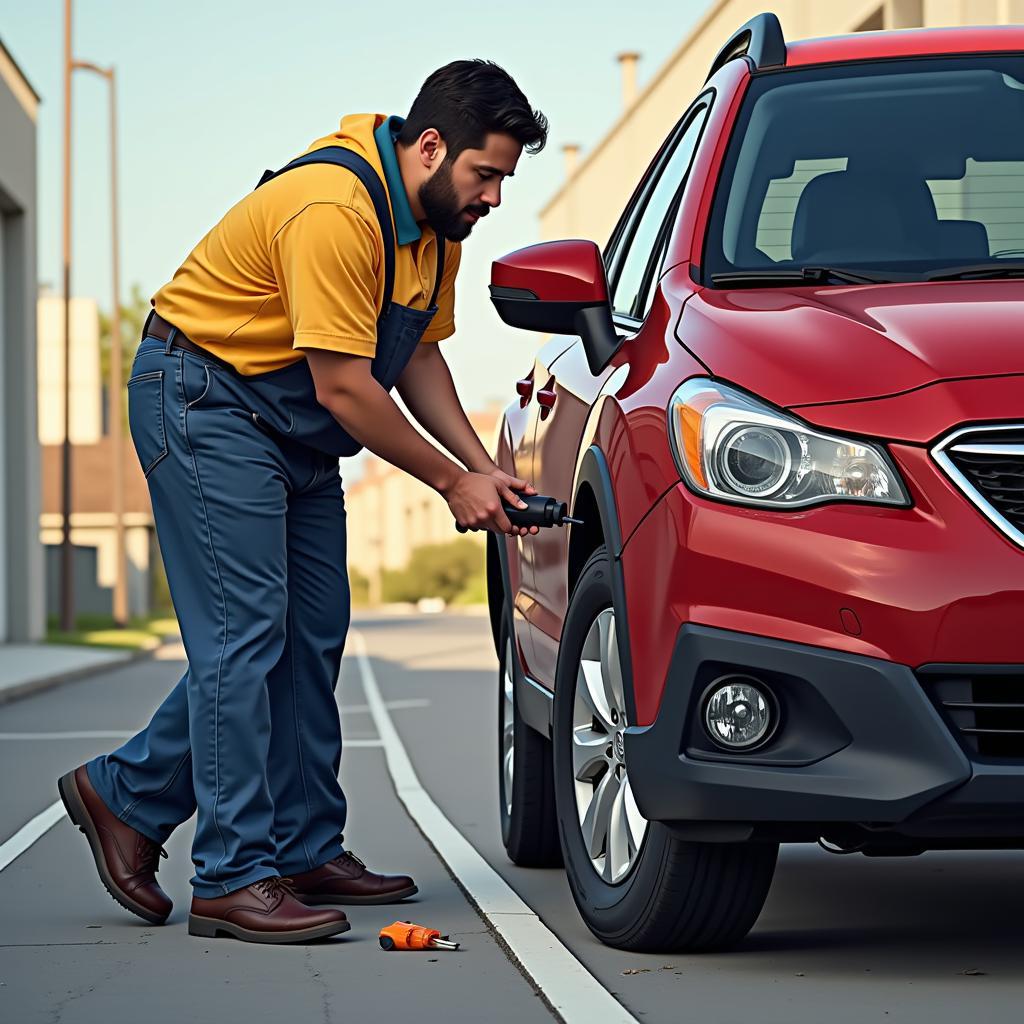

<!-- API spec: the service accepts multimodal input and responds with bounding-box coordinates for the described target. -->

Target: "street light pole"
[60,0,74,632]
[73,59,127,626]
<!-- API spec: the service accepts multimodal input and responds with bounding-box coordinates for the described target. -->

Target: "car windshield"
[705,55,1024,284]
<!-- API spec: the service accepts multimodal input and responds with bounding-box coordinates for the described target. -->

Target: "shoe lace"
[136,835,168,874]
[253,876,296,901]
[332,850,365,870]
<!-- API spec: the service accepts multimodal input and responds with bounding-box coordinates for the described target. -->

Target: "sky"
[1,0,705,410]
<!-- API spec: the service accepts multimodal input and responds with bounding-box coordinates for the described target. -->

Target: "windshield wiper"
[711,266,889,287]
[927,262,1024,281]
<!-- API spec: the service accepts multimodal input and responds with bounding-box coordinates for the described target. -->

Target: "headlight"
[668,379,910,509]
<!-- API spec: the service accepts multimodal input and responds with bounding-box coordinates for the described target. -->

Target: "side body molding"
[491,533,556,738]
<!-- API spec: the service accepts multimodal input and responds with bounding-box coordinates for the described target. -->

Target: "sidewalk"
[0,644,147,705]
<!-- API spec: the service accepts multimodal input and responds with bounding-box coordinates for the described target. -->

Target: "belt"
[146,311,234,370]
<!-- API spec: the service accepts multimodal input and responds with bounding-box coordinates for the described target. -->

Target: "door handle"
[536,387,557,419]
[516,376,533,407]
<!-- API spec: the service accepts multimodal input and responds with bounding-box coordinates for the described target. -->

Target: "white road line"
[349,630,639,1024]
[342,698,431,715]
[0,801,65,872]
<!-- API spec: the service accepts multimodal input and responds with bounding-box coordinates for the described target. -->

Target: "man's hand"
[480,466,541,537]
[443,471,540,537]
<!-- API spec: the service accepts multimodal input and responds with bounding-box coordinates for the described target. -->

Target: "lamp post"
[72,58,127,627]
[59,0,74,631]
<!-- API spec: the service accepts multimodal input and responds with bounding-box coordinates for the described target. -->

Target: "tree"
[380,537,485,604]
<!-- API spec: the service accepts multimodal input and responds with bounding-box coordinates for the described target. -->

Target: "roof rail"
[705,12,786,83]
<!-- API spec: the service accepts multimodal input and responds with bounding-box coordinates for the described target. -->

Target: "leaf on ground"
[622,968,652,975]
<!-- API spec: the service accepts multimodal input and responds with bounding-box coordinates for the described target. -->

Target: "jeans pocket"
[127,370,168,476]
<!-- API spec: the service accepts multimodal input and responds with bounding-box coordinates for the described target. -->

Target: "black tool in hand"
[457,493,583,533]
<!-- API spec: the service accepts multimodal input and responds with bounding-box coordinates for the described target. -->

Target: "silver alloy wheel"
[502,636,515,817]
[571,607,649,883]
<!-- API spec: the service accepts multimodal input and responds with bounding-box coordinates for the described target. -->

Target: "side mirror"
[490,240,624,375]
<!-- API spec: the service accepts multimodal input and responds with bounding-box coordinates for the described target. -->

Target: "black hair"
[398,60,548,160]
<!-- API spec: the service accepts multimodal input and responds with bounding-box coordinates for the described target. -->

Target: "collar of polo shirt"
[373,115,422,246]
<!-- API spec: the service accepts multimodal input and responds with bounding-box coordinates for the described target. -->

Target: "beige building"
[0,38,42,642]
[345,405,502,599]
[541,0,1024,245]
[36,292,156,618]
[37,292,103,445]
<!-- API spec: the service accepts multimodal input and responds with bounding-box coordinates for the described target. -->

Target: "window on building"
[855,7,884,32]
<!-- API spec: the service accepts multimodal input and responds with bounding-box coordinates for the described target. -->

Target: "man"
[58,60,548,944]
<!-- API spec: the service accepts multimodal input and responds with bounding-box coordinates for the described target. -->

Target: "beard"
[419,158,488,242]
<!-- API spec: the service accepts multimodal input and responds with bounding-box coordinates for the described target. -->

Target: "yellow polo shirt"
[153,113,461,375]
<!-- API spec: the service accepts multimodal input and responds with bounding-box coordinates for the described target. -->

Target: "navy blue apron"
[232,147,445,456]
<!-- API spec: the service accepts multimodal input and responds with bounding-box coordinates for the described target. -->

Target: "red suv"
[485,14,1024,953]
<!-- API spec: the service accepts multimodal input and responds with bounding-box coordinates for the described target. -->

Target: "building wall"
[37,294,102,445]
[0,40,41,642]
[540,0,1024,245]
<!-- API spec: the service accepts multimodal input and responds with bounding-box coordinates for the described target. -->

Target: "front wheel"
[553,548,778,952]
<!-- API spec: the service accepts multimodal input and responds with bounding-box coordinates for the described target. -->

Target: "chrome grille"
[932,425,1024,548]
[919,667,1024,761]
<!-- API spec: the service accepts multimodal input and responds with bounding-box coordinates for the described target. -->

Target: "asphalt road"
[2,612,1022,1023]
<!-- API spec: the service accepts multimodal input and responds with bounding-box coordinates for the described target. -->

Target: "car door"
[507,333,577,680]
[526,98,713,688]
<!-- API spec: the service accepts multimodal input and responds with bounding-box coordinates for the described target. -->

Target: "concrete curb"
[0,645,158,707]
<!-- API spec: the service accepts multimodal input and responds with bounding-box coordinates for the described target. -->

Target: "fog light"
[703,676,776,751]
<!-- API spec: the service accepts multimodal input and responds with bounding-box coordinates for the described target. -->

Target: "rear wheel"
[553,548,778,951]
[498,616,561,867]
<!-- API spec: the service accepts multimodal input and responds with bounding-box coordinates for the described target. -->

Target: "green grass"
[46,612,180,651]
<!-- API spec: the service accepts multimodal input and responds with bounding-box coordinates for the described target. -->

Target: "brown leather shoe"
[290,850,417,905]
[58,765,172,925]
[188,877,350,943]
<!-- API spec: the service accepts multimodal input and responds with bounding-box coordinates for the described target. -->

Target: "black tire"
[552,548,778,952]
[498,615,561,867]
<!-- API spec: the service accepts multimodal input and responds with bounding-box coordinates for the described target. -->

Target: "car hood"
[679,280,1024,408]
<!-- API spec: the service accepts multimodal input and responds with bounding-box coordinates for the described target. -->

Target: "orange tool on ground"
[378,921,460,951]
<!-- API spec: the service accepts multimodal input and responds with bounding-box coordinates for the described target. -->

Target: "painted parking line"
[349,629,639,1024]
[0,801,66,872]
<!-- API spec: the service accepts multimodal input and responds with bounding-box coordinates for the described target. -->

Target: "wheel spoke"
[572,727,608,782]
[504,747,514,803]
[577,659,614,732]
[623,778,647,853]
[579,768,615,860]
[598,610,625,721]
[606,774,630,882]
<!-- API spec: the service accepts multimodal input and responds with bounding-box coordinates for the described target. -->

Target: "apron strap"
[256,147,397,317]
[428,234,446,310]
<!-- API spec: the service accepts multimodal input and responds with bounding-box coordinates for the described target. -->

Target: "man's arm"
[305,349,533,535]
[395,342,496,474]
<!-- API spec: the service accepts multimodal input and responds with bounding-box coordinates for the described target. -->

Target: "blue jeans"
[88,335,350,897]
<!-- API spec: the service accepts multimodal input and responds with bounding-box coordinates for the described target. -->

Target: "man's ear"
[419,129,446,170]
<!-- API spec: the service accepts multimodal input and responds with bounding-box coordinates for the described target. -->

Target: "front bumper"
[624,624,1024,841]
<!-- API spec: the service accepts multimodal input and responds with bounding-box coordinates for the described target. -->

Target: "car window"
[706,56,1024,279]
[610,102,710,317]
